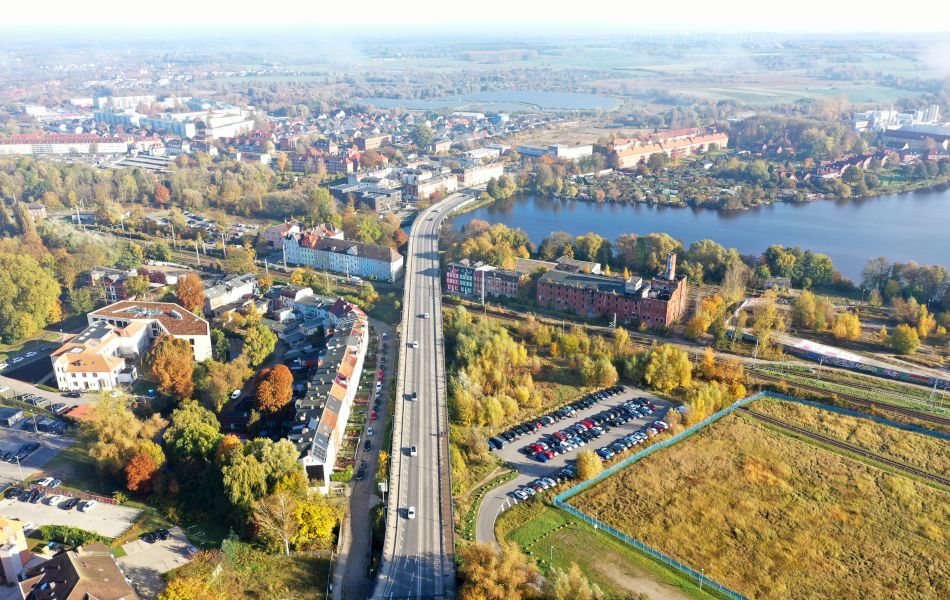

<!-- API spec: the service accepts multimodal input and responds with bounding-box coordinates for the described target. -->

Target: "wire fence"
[551,391,803,600]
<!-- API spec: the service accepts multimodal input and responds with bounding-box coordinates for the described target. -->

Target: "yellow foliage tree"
[577,449,604,481]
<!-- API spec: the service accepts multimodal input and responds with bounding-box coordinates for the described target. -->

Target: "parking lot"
[475,386,675,543]
[0,491,140,539]
[0,427,73,486]
[119,526,194,598]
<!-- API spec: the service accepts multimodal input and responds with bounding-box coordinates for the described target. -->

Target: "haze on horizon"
[2,0,949,34]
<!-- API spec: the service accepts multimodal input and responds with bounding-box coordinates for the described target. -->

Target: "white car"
[0,386,10,395]
[367,427,375,436]
[423,312,430,319]
[230,390,241,400]
[409,445,417,457]
[411,341,419,349]
[24,351,37,358]
[35,477,55,487]
[46,495,65,505]
[407,506,416,519]
[79,500,97,512]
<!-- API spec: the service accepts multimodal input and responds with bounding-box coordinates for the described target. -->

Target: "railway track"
[739,407,950,488]
[749,366,950,410]
[751,372,950,428]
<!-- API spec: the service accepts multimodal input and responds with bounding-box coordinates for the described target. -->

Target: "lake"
[451,187,950,282]
[354,91,620,112]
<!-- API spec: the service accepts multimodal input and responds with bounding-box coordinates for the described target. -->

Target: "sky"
[2,0,949,34]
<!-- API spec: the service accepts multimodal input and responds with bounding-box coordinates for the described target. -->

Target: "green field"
[498,500,726,600]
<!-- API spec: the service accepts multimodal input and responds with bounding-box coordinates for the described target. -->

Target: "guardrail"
[552,391,803,600]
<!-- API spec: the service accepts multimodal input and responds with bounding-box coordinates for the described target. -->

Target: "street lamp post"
[699,567,705,591]
[14,455,24,482]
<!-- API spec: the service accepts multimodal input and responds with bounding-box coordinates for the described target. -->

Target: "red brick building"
[536,253,687,327]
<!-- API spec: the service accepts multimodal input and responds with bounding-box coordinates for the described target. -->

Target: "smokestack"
[666,252,677,281]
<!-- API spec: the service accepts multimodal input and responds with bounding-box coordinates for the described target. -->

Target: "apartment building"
[283,231,403,282]
[536,253,688,327]
[355,134,391,150]
[457,162,505,187]
[50,321,144,391]
[292,302,369,489]
[444,259,526,299]
[0,134,131,156]
[612,131,729,168]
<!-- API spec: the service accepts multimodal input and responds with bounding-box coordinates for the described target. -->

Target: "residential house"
[18,542,139,600]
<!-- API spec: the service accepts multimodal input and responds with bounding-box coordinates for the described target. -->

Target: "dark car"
[364,439,372,451]
[157,529,170,541]
[62,497,81,510]
[4,486,23,499]
[51,403,69,415]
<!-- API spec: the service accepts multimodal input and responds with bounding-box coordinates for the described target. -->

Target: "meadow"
[753,397,949,477]
[570,413,949,599]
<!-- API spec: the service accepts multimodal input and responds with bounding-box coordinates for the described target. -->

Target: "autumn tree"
[543,563,605,600]
[124,275,151,298]
[242,323,277,367]
[195,356,252,412]
[644,344,692,392]
[831,312,861,341]
[223,246,257,274]
[576,449,603,481]
[124,451,158,493]
[752,290,785,356]
[146,335,195,400]
[888,324,920,355]
[292,496,342,550]
[0,252,62,342]
[176,273,206,314]
[255,365,293,413]
[81,396,166,478]
[253,491,299,555]
[458,543,539,600]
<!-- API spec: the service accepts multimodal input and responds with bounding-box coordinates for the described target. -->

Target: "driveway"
[119,526,193,598]
[0,427,73,486]
[475,387,674,544]
[0,496,140,539]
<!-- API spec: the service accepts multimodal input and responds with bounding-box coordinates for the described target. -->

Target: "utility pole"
[194,239,200,266]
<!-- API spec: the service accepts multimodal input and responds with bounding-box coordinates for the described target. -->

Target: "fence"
[552,391,802,600]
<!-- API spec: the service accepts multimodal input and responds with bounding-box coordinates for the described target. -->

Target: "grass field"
[497,500,726,600]
[753,397,949,477]
[569,413,949,599]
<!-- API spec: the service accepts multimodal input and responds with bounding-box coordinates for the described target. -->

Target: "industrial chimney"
[665,252,677,281]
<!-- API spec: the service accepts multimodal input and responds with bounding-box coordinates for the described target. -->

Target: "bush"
[38,524,108,546]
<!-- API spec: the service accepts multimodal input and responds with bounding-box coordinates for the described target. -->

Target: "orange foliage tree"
[176,273,206,315]
[255,365,293,413]
[146,335,195,400]
[125,451,158,493]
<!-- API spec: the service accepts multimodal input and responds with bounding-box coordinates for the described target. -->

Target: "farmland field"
[569,413,950,599]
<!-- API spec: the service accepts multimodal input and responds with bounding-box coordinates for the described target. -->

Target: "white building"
[0,134,131,156]
[87,300,212,361]
[283,233,404,282]
[458,162,505,187]
[50,321,145,392]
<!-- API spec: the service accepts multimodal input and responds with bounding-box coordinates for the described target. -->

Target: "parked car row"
[510,465,577,501]
[2,484,97,512]
[1,350,44,371]
[595,419,669,462]
[520,396,657,463]
[19,394,47,406]
[20,417,68,434]
[0,442,40,464]
[487,386,625,450]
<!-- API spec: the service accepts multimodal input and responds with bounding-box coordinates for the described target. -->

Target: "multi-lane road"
[373,192,474,599]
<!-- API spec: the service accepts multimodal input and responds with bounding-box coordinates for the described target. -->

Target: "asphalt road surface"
[373,193,476,599]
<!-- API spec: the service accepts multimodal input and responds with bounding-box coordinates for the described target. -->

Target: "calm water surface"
[451,187,950,281]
